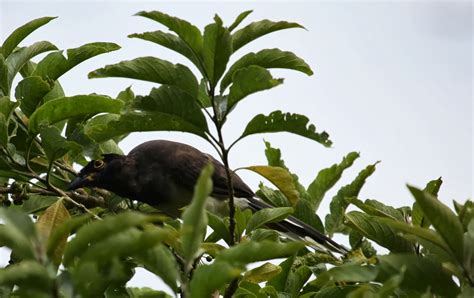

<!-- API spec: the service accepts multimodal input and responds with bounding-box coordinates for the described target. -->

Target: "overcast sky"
[1,0,472,293]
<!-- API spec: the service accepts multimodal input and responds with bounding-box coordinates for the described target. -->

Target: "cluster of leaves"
[0,10,472,298]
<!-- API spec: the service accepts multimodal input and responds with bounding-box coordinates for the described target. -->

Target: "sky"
[1,0,472,293]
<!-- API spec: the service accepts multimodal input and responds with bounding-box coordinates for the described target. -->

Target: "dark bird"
[68,140,348,254]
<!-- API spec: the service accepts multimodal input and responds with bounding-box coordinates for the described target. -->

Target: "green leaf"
[244,165,299,206]
[5,41,57,92]
[0,57,8,96]
[15,76,52,117]
[0,96,18,147]
[0,208,39,260]
[135,10,203,56]
[294,199,325,233]
[29,95,123,133]
[408,185,464,264]
[217,240,304,266]
[378,217,453,260]
[36,200,70,267]
[240,111,332,148]
[256,183,291,207]
[221,48,312,93]
[189,261,242,297]
[377,254,460,296]
[206,211,230,244]
[89,56,199,98]
[243,262,281,283]
[202,15,232,86]
[17,195,58,214]
[132,85,208,131]
[63,212,154,266]
[84,111,208,143]
[181,163,214,270]
[137,244,180,292]
[325,162,378,236]
[345,211,414,253]
[227,66,283,112]
[39,125,81,161]
[128,31,202,72]
[1,17,56,58]
[232,20,304,52]
[412,177,442,228]
[349,198,405,221]
[310,263,378,288]
[307,152,359,210]
[0,260,53,291]
[228,10,253,32]
[127,287,173,298]
[246,207,294,233]
[33,42,120,81]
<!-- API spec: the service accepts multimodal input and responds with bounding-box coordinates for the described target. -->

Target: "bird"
[68,140,348,254]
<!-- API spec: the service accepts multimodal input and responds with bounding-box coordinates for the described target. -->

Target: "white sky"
[1,0,472,294]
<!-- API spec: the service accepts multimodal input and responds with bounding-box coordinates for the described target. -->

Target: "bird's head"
[67,154,123,190]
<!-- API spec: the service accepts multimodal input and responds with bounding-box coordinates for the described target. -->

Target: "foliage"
[0,11,471,298]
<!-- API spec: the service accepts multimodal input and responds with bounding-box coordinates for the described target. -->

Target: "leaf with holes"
[241,111,332,151]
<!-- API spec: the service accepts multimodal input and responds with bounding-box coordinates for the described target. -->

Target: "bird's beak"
[67,175,91,190]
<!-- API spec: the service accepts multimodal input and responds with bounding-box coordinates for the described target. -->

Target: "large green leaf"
[218,240,304,266]
[246,207,294,233]
[377,254,460,296]
[244,165,299,206]
[1,16,56,58]
[310,263,378,288]
[33,42,120,81]
[36,200,70,267]
[39,125,81,161]
[378,217,453,260]
[63,212,154,266]
[0,208,40,260]
[408,185,464,264]
[137,244,180,292]
[189,260,242,297]
[412,177,442,228]
[0,260,53,292]
[232,20,304,52]
[307,152,359,210]
[181,164,214,270]
[243,262,281,284]
[84,111,209,143]
[135,10,203,56]
[0,57,8,96]
[228,10,253,32]
[5,41,57,93]
[128,31,202,72]
[240,111,332,148]
[132,85,208,131]
[345,211,414,253]
[349,198,405,222]
[15,76,52,117]
[29,95,123,133]
[227,65,283,112]
[0,96,18,147]
[325,162,378,236]
[202,15,232,86]
[221,48,313,93]
[89,56,199,98]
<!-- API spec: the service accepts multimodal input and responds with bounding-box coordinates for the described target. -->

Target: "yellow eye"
[94,160,105,169]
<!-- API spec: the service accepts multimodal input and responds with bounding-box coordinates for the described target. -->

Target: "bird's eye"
[94,160,105,169]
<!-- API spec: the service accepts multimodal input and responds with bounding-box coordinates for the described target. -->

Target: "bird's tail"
[246,197,349,255]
